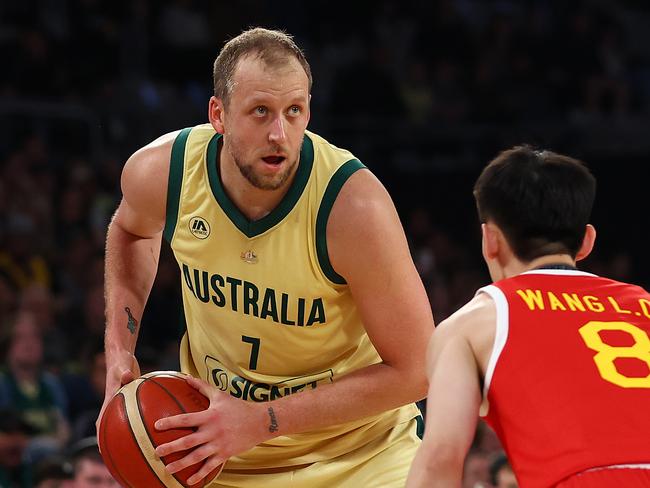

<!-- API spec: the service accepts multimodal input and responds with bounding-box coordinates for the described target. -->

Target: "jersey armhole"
[477,284,509,417]
[163,127,191,243]
[315,159,366,285]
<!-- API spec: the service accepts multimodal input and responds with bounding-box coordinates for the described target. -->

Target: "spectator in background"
[0,408,33,488]
[489,454,517,488]
[32,456,74,488]
[0,312,70,465]
[0,215,51,291]
[18,284,69,372]
[62,339,106,444]
[0,271,18,329]
[462,450,490,488]
[69,438,117,488]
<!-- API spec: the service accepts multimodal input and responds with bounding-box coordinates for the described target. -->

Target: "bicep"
[327,170,434,369]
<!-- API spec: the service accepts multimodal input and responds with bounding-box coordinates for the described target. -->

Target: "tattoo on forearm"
[125,307,138,334]
[267,407,279,433]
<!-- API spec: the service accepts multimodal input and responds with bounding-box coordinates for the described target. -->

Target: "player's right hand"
[96,351,141,444]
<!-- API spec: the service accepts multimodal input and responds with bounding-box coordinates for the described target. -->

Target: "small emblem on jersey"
[241,250,258,264]
[212,368,229,391]
[189,216,210,239]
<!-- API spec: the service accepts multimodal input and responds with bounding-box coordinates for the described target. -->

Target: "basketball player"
[100,28,434,487]
[406,146,650,487]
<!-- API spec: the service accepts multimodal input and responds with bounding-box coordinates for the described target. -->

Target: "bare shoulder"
[327,169,407,273]
[442,292,495,332]
[120,130,181,229]
[434,292,497,375]
[329,168,393,228]
[122,130,179,196]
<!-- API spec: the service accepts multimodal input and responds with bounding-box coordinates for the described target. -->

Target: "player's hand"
[96,351,141,442]
[153,376,272,486]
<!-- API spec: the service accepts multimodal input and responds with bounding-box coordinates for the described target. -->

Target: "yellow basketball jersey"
[163,124,419,469]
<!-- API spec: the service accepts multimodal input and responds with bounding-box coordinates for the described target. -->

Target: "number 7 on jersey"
[242,335,260,370]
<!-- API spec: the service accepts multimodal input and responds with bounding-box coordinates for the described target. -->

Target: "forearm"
[104,218,161,360]
[268,362,426,437]
[406,443,463,488]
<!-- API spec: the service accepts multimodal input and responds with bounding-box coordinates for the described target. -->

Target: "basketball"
[98,371,223,487]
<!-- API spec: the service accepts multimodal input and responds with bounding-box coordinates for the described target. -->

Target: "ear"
[575,224,596,261]
[208,96,226,134]
[481,222,500,261]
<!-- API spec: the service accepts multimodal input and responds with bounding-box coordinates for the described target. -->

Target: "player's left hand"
[153,375,273,485]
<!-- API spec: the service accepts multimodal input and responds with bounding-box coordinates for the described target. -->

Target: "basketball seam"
[101,393,138,488]
[140,375,201,488]
[128,379,182,487]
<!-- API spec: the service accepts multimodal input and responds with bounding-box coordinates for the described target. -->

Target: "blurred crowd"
[2,0,650,131]
[1,0,649,486]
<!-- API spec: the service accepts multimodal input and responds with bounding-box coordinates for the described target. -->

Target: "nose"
[268,115,286,144]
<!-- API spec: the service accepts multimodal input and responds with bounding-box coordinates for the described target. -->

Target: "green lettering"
[307,298,326,325]
[230,377,245,399]
[210,274,225,307]
[281,293,295,325]
[226,277,242,311]
[243,281,259,317]
[297,298,305,326]
[270,385,283,401]
[193,269,210,303]
[182,264,196,298]
[249,383,270,402]
[241,378,252,400]
[260,288,279,322]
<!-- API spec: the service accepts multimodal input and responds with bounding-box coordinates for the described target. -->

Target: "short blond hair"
[213,27,312,106]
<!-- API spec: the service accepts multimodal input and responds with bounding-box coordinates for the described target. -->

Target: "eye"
[288,106,301,116]
[254,106,267,116]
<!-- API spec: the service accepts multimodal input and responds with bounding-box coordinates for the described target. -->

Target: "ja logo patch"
[189,216,210,239]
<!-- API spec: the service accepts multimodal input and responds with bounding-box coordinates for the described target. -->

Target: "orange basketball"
[98,371,223,487]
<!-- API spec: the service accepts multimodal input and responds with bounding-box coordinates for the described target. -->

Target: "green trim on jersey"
[206,133,315,238]
[163,128,191,243]
[316,159,366,285]
[416,414,425,440]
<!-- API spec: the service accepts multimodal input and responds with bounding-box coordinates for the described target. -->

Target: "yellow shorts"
[209,418,421,488]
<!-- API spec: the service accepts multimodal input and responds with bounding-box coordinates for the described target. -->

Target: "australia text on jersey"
[182,263,326,326]
[516,288,650,317]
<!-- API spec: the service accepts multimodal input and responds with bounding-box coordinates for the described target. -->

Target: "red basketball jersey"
[479,269,650,487]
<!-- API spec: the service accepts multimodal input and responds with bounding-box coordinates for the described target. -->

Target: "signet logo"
[189,216,210,239]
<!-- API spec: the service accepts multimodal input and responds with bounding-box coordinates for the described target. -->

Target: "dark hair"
[33,457,74,484]
[213,27,312,106]
[473,145,596,262]
[489,453,512,486]
[69,437,104,473]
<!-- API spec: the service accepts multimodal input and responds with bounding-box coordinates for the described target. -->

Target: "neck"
[506,254,577,278]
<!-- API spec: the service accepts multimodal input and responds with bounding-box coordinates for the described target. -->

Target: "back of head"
[473,146,596,262]
[213,27,312,107]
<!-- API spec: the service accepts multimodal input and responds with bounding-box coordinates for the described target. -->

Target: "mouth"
[262,156,286,165]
